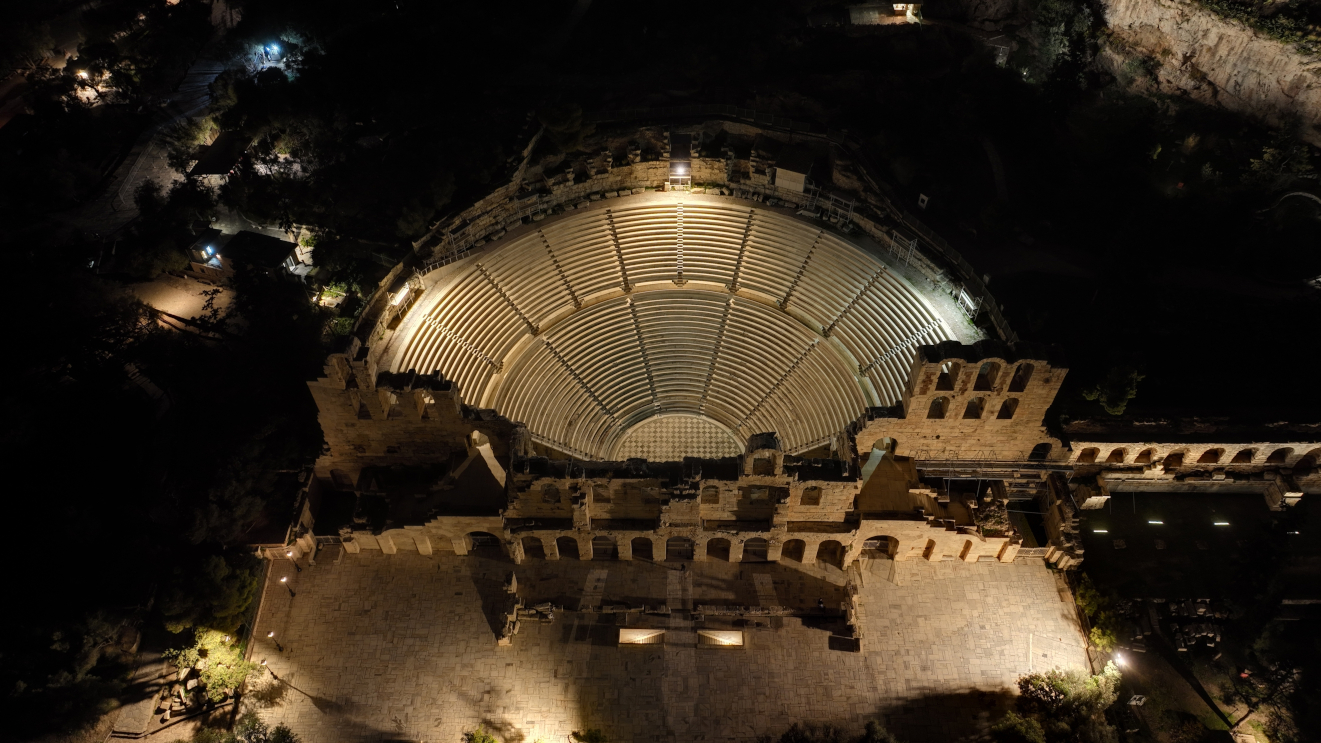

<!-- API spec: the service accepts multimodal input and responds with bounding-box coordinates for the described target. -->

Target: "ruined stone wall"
[855,341,1067,461]
[309,352,521,484]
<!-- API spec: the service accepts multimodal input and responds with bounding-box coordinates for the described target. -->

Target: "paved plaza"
[248,550,1087,743]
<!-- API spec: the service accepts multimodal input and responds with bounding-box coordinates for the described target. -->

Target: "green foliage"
[991,711,1046,743]
[159,553,261,633]
[1082,366,1144,415]
[1194,0,1321,57]
[466,727,501,743]
[1023,0,1096,89]
[164,629,259,702]
[164,117,218,174]
[571,730,610,743]
[1006,662,1122,742]
[858,721,903,743]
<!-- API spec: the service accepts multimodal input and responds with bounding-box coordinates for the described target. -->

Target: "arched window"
[963,397,985,419]
[975,362,1001,391]
[1197,449,1223,464]
[701,485,720,504]
[1078,448,1099,464]
[936,362,961,391]
[1163,452,1185,472]
[1230,448,1255,464]
[927,396,949,419]
[743,538,769,562]
[1009,363,1034,392]
[1105,448,1126,463]
[782,539,806,562]
[1134,449,1154,464]
[592,536,618,560]
[631,537,654,560]
[1267,448,1292,464]
[1029,443,1052,461]
[997,398,1019,419]
[706,538,731,561]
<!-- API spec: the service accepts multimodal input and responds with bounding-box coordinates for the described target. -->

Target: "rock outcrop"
[1098,0,1321,144]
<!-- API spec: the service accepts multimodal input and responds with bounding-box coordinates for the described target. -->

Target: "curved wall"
[386,192,958,458]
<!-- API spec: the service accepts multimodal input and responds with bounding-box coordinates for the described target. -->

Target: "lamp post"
[280,577,296,598]
[267,631,284,652]
[286,550,302,572]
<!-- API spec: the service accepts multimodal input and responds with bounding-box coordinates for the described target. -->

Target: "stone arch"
[861,535,896,558]
[1197,448,1224,464]
[592,535,618,560]
[997,398,1019,419]
[521,536,546,559]
[1163,452,1185,472]
[959,539,974,562]
[630,537,654,560]
[1029,443,1052,461]
[1105,448,1126,463]
[466,531,504,556]
[556,536,580,560]
[816,540,845,569]
[1295,448,1321,473]
[782,539,806,562]
[1267,447,1292,464]
[1230,448,1256,464]
[963,397,986,419]
[666,537,695,561]
[706,537,732,561]
[1134,448,1155,464]
[975,361,1001,391]
[1009,363,1034,392]
[1077,447,1099,464]
[927,396,950,419]
[743,537,769,562]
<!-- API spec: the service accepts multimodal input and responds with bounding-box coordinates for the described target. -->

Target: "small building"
[182,228,234,283]
[224,230,311,277]
[188,131,253,180]
[849,3,923,25]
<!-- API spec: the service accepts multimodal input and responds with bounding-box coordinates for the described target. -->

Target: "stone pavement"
[249,551,1087,743]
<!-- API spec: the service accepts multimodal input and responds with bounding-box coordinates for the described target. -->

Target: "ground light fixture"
[1214,521,1230,526]
[267,632,284,652]
[280,576,296,597]
[1113,652,1124,666]
[1093,529,1108,533]
[1148,520,1164,525]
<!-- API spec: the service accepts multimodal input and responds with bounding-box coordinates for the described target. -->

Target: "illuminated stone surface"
[250,550,1086,743]
[614,416,743,461]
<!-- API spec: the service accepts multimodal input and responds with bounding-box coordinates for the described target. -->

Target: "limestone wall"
[855,340,1068,461]
[1098,0,1321,145]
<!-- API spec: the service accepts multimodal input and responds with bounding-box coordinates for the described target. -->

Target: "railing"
[586,105,815,132]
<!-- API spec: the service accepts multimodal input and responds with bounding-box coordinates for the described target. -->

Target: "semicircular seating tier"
[388,195,957,459]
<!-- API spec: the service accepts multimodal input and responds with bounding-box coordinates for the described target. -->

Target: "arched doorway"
[1029,443,1052,461]
[592,536,618,560]
[816,540,845,569]
[666,537,695,561]
[861,535,895,558]
[556,536,580,560]
[631,537,654,560]
[521,536,546,559]
[706,538,731,561]
[743,538,769,562]
[782,539,806,562]
[467,532,503,556]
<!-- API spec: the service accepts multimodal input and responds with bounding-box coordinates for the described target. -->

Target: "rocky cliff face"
[1098,0,1321,144]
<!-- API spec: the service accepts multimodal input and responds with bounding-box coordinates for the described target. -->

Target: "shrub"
[571,730,609,743]
[465,727,500,743]
[164,629,259,702]
[991,711,1046,743]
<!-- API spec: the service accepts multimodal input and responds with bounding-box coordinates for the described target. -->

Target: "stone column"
[728,541,745,563]
[766,540,784,562]
[451,536,469,556]
[379,534,397,555]
[618,538,633,561]
[508,536,524,565]
[415,534,433,556]
[576,535,594,560]
[545,537,561,560]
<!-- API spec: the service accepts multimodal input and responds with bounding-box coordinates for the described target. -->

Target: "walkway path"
[67,56,227,236]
